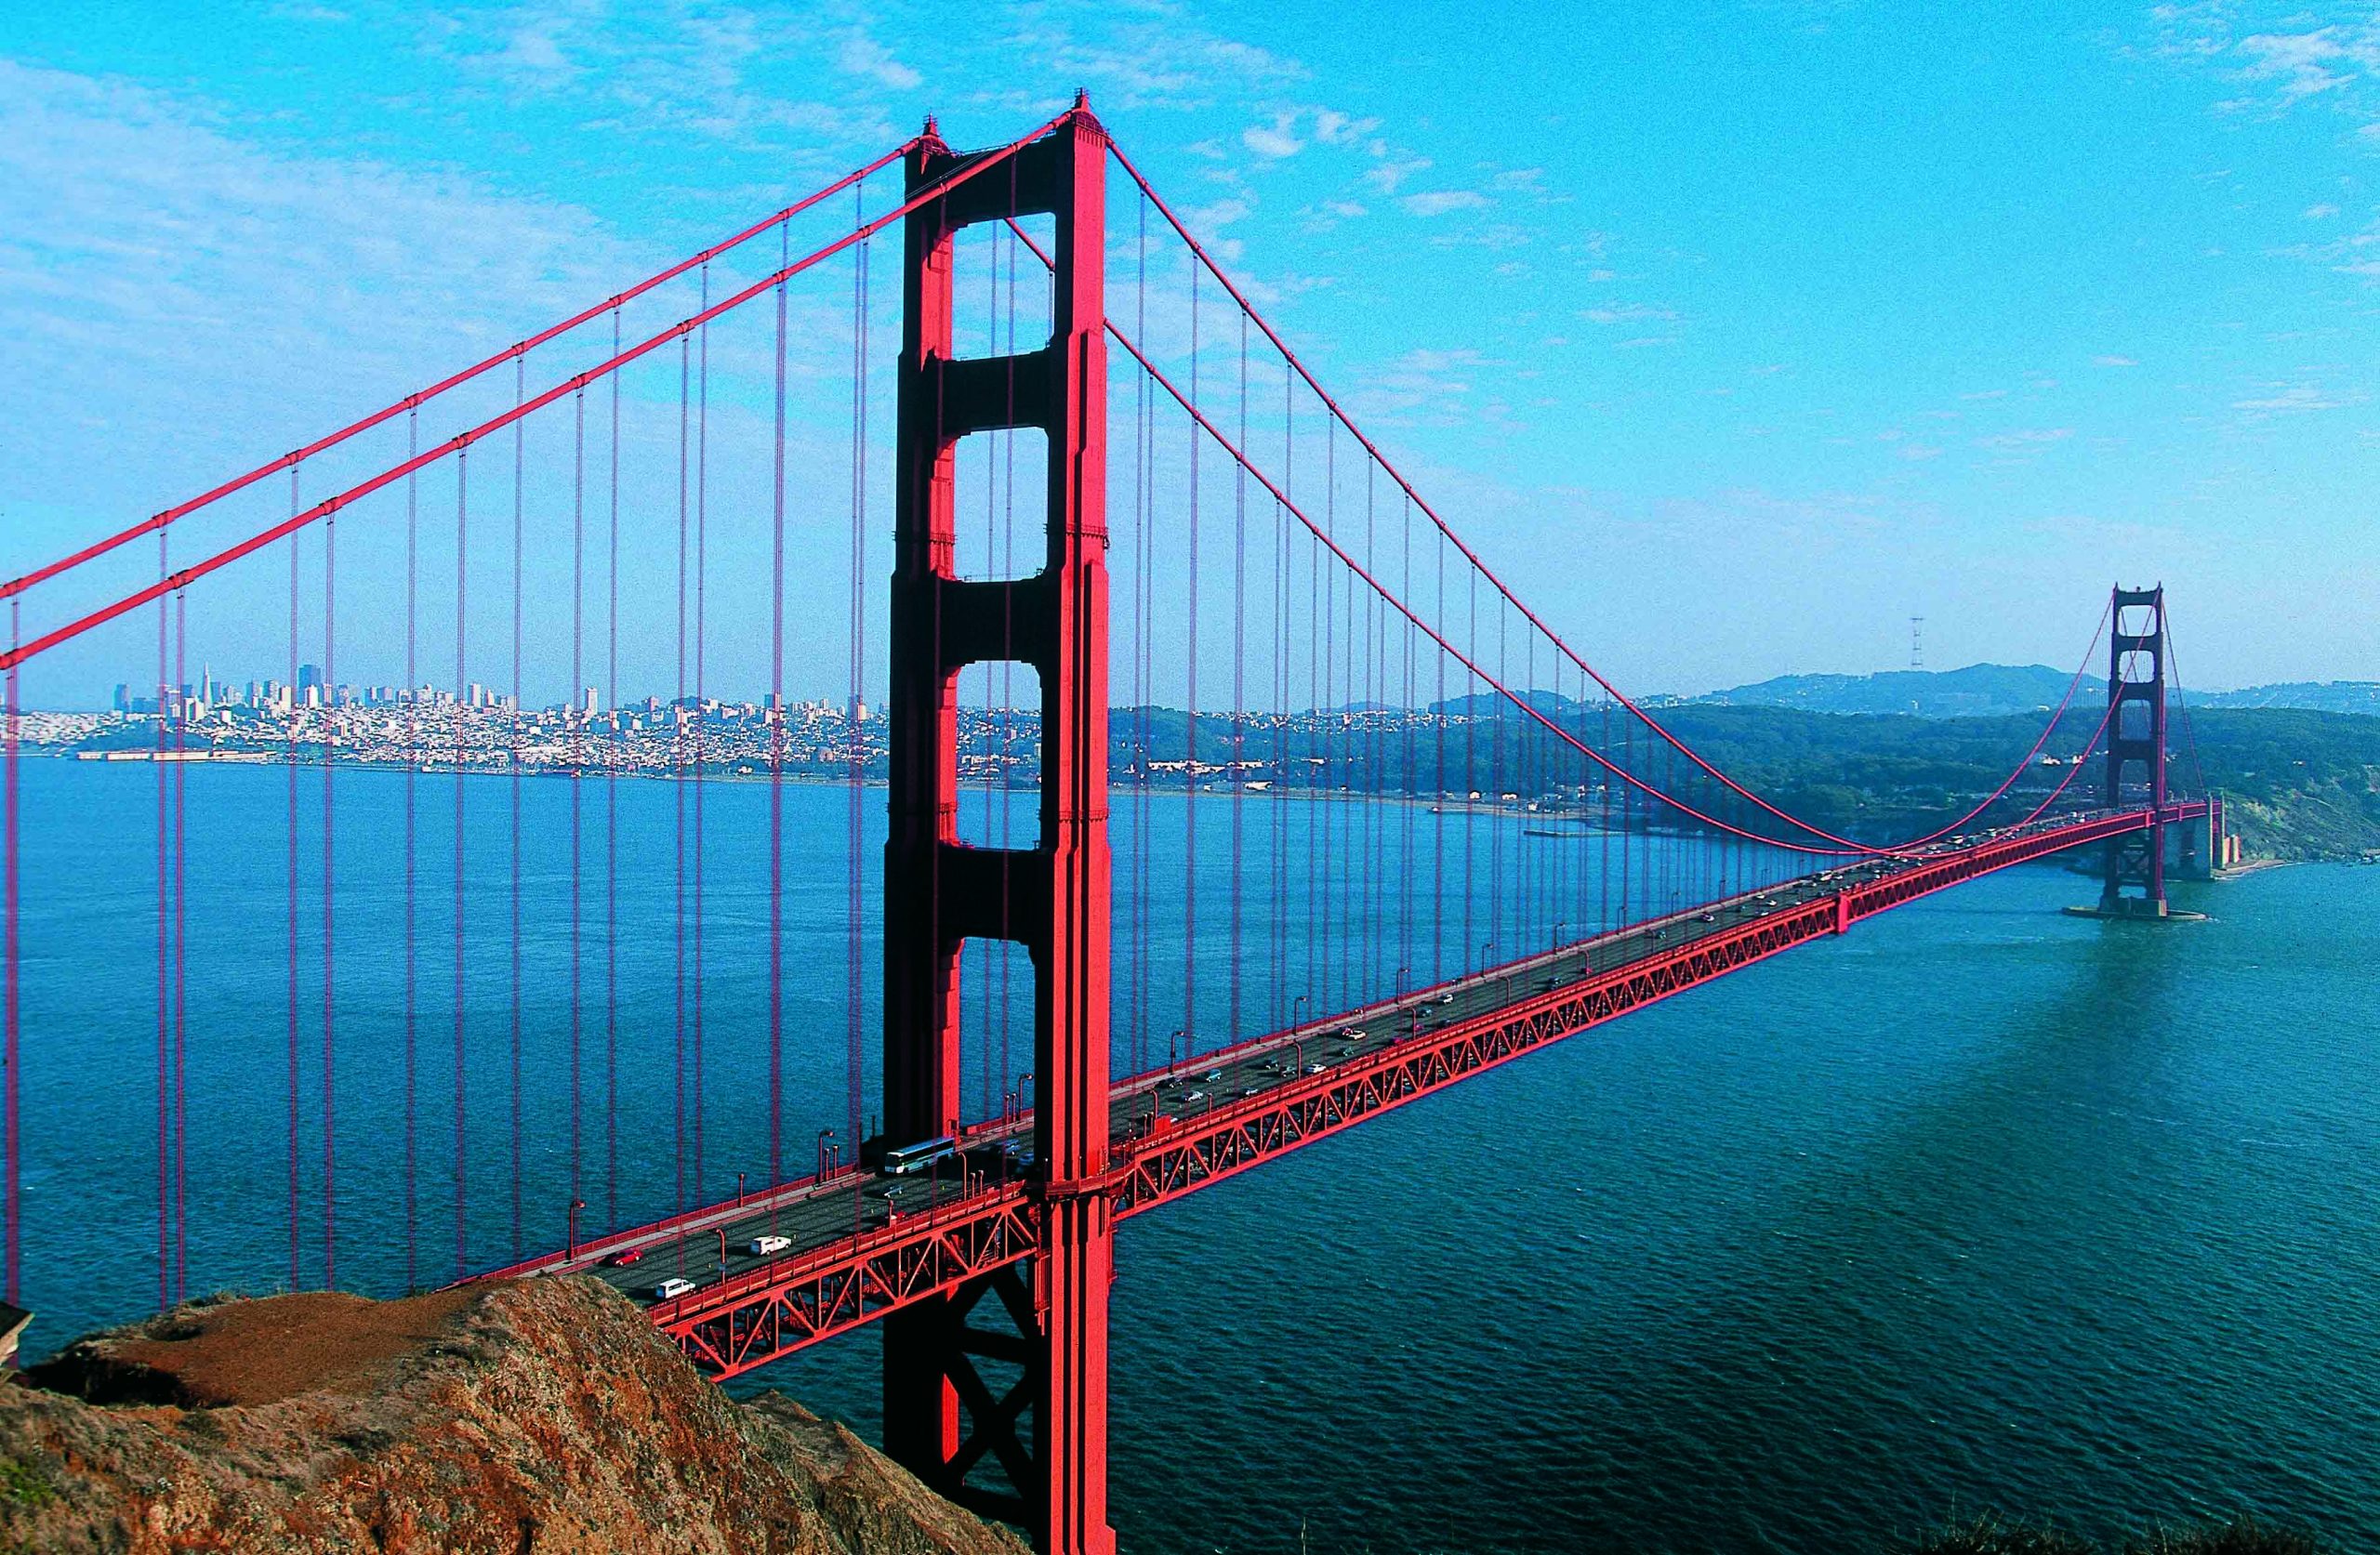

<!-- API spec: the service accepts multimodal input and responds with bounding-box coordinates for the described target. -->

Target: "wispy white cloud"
[1580,303,1677,325]
[1243,120,1303,158]
[2237,26,2373,103]
[837,33,922,91]
[2231,382,2355,412]
[2093,354,2140,366]
[1975,427,2075,450]
[1364,155,1432,194]
[1400,190,1488,217]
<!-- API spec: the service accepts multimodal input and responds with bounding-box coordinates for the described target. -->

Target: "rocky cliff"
[0,1276,1027,1555]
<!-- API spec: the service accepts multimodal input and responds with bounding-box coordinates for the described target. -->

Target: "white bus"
[882,1136,959,1176]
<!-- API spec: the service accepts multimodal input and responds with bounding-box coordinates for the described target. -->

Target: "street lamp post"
[714,1228,729,1282]
[566,1198,587,1262]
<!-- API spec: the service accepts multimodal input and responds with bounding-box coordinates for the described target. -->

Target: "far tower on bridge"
[2099,585,2172,917]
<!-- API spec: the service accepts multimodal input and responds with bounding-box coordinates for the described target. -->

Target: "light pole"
[736,1170,747,1206]
[817,1128,837,1177]
[1394,966,1409,1002]
[1290,994,1308,1038]
[566,1198,587,1262]
[713,1228,728,1281]
[1168,1029,1184,1074]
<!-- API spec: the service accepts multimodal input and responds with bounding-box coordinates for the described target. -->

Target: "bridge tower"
[880,101,1115,1555]
[2099,585,2170,916]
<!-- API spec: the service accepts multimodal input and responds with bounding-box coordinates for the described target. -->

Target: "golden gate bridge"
[0,99,2219,1552]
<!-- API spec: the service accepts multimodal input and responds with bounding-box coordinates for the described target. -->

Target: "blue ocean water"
[763,845,2380,1552]
[8,758,2377,1550]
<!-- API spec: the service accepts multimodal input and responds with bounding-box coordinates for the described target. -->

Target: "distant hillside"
[1691,664,2380,720]
[1693,664,2089,717]
[2194,680,2380,717]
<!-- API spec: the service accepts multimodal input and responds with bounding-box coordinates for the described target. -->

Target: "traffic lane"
[610,828,2094,1302]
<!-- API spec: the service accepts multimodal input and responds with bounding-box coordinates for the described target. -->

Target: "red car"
[605,1246,645,1268]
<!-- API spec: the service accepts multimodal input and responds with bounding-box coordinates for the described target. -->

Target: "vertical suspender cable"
[979,228,1000,1119]
[1492,598,1504,967]
[1319,420,1332,1008]
[1364,462,1377,1000]
[322,491,338,1288]
[1183,259,1199,1055]
[1462,563,1474,974]
[606,307,622,1231]
[847,193,869,1158]
[155,532,170,1309]
[674,332,690,1259]
[1401,493,1414,994]
[1130,199,1148,1078]
[509,357,524,1264]
[1271,483,1286,1035]
[1369,464,1382,998]
[694,266,710,1204]
[286,477,302,1288]
[171,591,187,1302]
[1,596,16,1309]
[1001,209,1021,1105]
[1434,530,1445,986]
[1230,310,1246,1045]
[571,384,587,1213]
[1599,694,1611,939]
[453,453,470,1280]
[404,409,419,1286]
[769,225,787,1187]
[1303,434,1317,1018]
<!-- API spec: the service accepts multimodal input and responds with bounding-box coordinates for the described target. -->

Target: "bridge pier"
[880,101,1116,1555]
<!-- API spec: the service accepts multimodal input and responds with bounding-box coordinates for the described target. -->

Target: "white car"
[749,1235,792,1257]
[654,1276,696,1301]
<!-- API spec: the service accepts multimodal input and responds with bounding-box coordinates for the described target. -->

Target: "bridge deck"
[463,802,2204,1378]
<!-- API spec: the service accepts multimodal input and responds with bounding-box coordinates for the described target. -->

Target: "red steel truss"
[644,799,2206,1385]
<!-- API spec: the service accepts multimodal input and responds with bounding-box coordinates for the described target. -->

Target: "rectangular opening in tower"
[954,659,1042,849]
[947,215,1056,362]
[956,936,1038,1134]
[949,429,1050,582]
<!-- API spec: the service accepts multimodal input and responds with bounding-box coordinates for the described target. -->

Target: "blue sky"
[4,0,2377,701]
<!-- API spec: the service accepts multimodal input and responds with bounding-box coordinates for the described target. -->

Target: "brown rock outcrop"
[0,1276,1028,1555]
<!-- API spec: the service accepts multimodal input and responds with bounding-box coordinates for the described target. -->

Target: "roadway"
[482,808,2117,1310]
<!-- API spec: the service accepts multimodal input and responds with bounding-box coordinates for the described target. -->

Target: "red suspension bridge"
[0,100,2220,1552]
